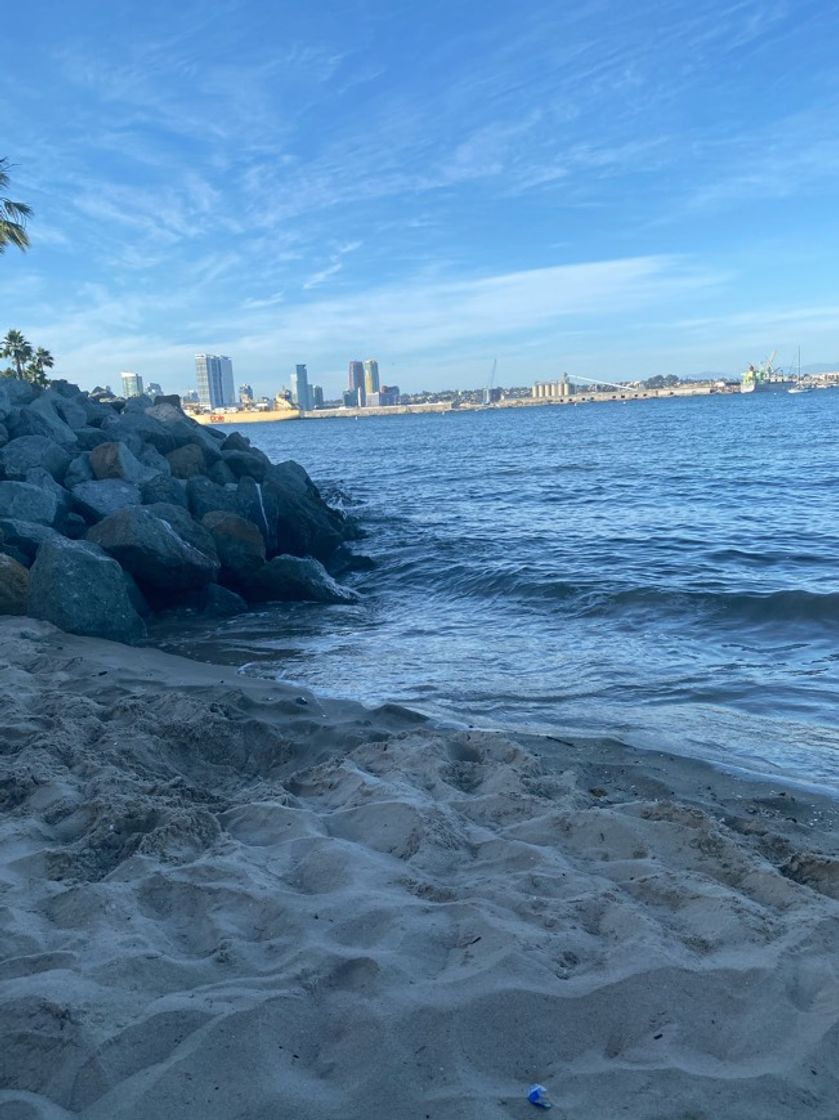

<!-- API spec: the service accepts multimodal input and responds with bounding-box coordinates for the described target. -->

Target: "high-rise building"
[290,364,310,410]
[348,360,365,406]
[147,381,163,398]
[363,358,380,397]
[311,385,324,409]
[380,384,400,406]
[291,362,311,412]
[239,383,254,403]
[195,354,235,410]
[343,388,362,408]
[120,371,143,398]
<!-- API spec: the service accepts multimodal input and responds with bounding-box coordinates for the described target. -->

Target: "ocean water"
[154,390,839,791]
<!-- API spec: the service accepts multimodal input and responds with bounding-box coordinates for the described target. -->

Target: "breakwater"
[192,379,734,425]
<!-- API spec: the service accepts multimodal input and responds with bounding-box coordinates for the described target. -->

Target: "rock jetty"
[0,378,361,641]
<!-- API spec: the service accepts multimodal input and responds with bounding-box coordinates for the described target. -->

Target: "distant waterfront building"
[363,358,380,396]
[380,384,400,406]
[195,354,235,410]
[342,388,362,408]
[290,364,311,410]
[120,371,143,398]
[365,391,381,408]
[532,374,574,400]
[181,388,199,404]
[147,381,163,398]
[239,382,254,403]
[311,385,324,409]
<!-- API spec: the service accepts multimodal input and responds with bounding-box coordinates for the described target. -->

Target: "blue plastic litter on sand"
[527,1084,552,1109]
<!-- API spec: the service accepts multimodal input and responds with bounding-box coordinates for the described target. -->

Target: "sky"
[2,0,839,398]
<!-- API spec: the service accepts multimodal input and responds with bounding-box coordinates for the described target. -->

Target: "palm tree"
[0,329,33,378]
[0,159,31,254]
[26,346,54,387]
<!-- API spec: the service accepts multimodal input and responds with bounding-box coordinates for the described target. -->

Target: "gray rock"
[24,469,71,528]
[0,379,39,409]
[27,537,146,642]
[185,476,239,521]
[99,412,178,455]
[26,395,82,444]
[221,431,251,452]
[87,506,219,590]
[144,503,218,561]
[75,427,113,451]
[123,393,155,413]
[38,389,88,430]
[71,479,142,522]
[235,477,279,554]
[5,405,78,447]
[0,435,72,482]
[166,443,206,479]
[64,512,88,540]
[246,555,359,604]
[262,460,349,561]
[0,553,29,614]
[207,459,237,486]
[0,481,59,526]
[180,584,247,617]
[89,441,158,484]
[221,449,268,482]
[0,518,61,562]
[137,443,172,476]
[64,453,94,488]
[0,422,8,449]
[144,403,223,460]
[122,570,151,617]
[140,475,188,508]
[201,511,265,586]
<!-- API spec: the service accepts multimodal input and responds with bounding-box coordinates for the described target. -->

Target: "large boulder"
[71,479,142,522]
[144,403,224,460]
[36,389,88,430]
[99,412,178,455]
[137,443,172,476]
[5,405,77,447]
[221,448,269,482]
[262,461,350,561]
[185,476,239,521]
[64,453,95,488]
[140,474,188,508]
[87,506,219,590]
[201,511,265,587]
[0,481,59,526]
[245,555,359,604]
[0,553,29,614]
[166,443,207,479]
[75,427,113,450]
[24,395,81,444]
[179,583,248,617]
[0,379,39,409]
[144,503,218,561]
[0,436,72,482]
[24,469,71,529]
[89,441,158,484]
[0,423,8,449]
[0,519,62,564]
[27,538,146,641]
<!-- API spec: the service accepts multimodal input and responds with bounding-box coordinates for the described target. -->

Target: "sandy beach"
[1,616,838,1119]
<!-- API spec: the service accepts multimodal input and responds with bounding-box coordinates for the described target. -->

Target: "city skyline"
[3,2,839,396]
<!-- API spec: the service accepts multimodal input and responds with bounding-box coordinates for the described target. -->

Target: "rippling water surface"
[154,391,839,790]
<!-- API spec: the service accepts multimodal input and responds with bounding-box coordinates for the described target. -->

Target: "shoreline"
[2,617,839,1117]
[190,381,741,425]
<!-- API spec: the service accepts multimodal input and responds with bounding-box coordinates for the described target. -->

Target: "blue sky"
[2,0,839,397]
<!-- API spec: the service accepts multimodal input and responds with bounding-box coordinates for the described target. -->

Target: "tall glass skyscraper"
[363,358,380,397]
[195,354,235,410]
[120,371,144,398]
[290,363,311,410]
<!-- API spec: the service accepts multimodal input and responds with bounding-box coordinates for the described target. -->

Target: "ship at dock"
[740,352,794,393]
